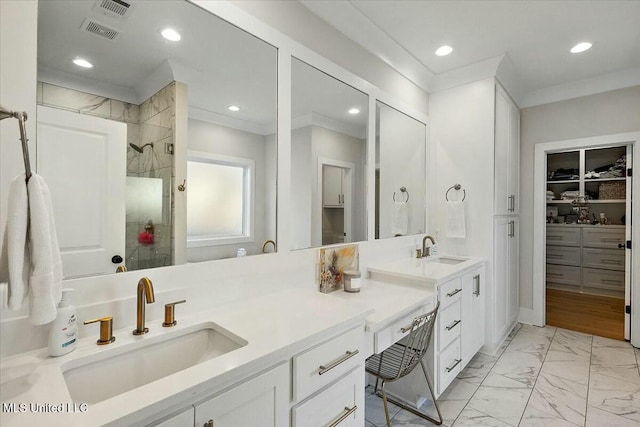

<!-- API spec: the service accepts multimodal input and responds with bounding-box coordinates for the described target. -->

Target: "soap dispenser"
[48,288,78,357]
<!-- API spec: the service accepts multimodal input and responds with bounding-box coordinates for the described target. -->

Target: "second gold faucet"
[133,277,155,335]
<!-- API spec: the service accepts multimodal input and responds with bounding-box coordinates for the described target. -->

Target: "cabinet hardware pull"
[400,323,414,333]
[445,358,462,373]
[446,319,461,331]
[601,279,621,285]
[546,254,564,258]
[601,259,622,265]
[473,274,480,296]
[204,420,214,427]
[547,236,564,240]
[508,221,515,237]
[319,350,359,375]
[328,405,358,427]
[547,273,563,277]
[446,288,462,298]
[600,238,622,242]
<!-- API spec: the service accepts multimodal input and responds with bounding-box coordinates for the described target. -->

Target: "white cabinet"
[494,217,519,342]
[323,165,345,207]
[150,407,195,427]
[495,84,520,215]
[194,363,289,427]
[461,266,485,364]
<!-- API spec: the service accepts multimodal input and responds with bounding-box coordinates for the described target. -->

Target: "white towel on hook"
[0,173,63,325]
[391,201,409,236]
[446,200,466,239]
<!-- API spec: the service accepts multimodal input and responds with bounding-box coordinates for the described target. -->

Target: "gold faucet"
[421,235,436,258]
[262,239,276,253]
[133,277,155,335]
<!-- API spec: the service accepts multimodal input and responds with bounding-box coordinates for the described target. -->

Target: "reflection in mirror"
[290,58,368,250]
[375,102,426,239]
[35,0,277,278]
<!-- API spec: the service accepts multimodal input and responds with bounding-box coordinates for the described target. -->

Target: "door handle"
[473,274,480,296]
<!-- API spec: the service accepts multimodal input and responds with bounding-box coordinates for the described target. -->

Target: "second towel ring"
[446,184,466,202]
[393,186,410,202]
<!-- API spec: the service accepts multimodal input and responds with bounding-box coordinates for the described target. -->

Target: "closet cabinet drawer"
[546,227,580,247]
[438,300,461,351]
[439,277,463,309]
[583,228,625,249]
[546,246,580,266]
[583,248,625,271]
[546,265,580,286]
[582,268,624,291]
[292,368,362,427]
[292,326,364,401]
[374,300,435,354]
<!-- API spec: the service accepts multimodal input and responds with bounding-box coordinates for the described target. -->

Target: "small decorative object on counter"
[48,288,77,356]
[236,248,247,257]
[343,270,362,293]
[319,244,358,293]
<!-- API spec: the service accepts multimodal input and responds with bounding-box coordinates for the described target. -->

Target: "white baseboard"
[518,307,542,326]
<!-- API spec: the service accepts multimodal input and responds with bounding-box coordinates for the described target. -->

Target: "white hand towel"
[0,173,63,325]
[391,201,409,236]
[446,200,466,239]
[0,174,30,310]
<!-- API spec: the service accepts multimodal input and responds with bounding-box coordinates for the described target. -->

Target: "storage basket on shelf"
[599,181,626,200]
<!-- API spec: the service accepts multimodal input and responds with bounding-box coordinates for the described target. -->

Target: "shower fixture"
[129,143,154,153]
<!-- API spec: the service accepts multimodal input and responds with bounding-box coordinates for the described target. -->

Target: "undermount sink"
[62,322,247,404]
[426,256,469,265]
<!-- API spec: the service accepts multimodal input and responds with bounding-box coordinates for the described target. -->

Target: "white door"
[323,165,343,207]
[36,106,126,278]
[625,144,633,341]
[508,217,520,324]
[493,217,510,341]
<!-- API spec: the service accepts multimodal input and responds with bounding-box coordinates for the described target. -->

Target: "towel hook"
[446,184,466,202]
[393,186,410,202]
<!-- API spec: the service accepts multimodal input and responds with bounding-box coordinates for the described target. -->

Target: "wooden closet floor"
[546,288,625,341]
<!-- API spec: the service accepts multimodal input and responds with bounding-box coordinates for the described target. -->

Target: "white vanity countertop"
[0,288,374,427]
[328,279,436,333]
[368,255,486,284]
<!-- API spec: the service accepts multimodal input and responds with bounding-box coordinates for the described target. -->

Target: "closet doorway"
[318,159,354,245]
[532,132,640,347]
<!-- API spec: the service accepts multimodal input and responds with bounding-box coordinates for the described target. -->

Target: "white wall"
[291,127,313,249]
[519,86,640,310]
[187,118,275,260]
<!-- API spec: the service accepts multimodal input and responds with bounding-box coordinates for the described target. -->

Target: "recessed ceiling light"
[348,108,360,115]
[570,42,592,53]
[227,105,240,112]
[435,45,453,56]
[161,28,181,42]
[72,58,93,68]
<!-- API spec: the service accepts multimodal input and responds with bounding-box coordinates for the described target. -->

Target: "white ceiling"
[301,0,640,106]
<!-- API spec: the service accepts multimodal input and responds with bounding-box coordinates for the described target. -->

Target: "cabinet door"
[508,99,520,214]
[508,218,520,325]
[494,86,511,215]
[152,407,195,427]
[323,165,344,207]
[195,363,289,427]
[461,267,485,364]
[493,217,511,340]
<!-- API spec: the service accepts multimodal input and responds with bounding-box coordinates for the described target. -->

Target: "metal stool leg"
[380,380,392,427]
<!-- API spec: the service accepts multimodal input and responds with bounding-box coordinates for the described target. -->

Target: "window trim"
[186,150,255,248]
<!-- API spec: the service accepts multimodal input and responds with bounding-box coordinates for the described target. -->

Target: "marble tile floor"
[365,323,640,427]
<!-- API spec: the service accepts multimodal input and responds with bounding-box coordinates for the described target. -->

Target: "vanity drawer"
[438,338,462,396]
[583,228,625,249]
[292,326,364,401]
[546,245,580,266]
[374,300,435,354]
[439,277,463,309]
[292,368,363,427]
[438,300,462,351]
[546,264,580,286]
[546,227,581,247]
[582,268,624,291]
[583,248,625,271]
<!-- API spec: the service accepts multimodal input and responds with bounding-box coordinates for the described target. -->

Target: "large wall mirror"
[290,58,368,250]
[36,0,277,278]
[375,101,426,239]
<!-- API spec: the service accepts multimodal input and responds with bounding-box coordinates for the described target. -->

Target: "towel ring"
[446,184,466,202]
[393,186,410,202]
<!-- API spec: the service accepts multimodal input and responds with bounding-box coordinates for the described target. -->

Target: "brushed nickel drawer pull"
[400,323,414,333]
[473,274,480,296]
[547,273,563,277]
[601,259,622,265]
[445,319,461,331]
[548,236,564,240]
[601,279,622,285]
[446,288,462,297]
[328,405,358,427]
[319,350,359,375]
[445,358,462,373]
[546,254,564,258]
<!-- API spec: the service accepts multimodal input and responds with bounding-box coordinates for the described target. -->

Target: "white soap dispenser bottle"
[48,288,78,357]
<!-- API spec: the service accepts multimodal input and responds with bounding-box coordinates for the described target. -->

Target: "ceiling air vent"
[81,18,120,40]
[96,0,132,18]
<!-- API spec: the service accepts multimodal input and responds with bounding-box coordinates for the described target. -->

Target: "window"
[187,151,254,247]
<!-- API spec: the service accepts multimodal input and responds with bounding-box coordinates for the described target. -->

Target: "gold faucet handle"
[115,265,127,273]
[84,316,116,345]
[163,300,186,327]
